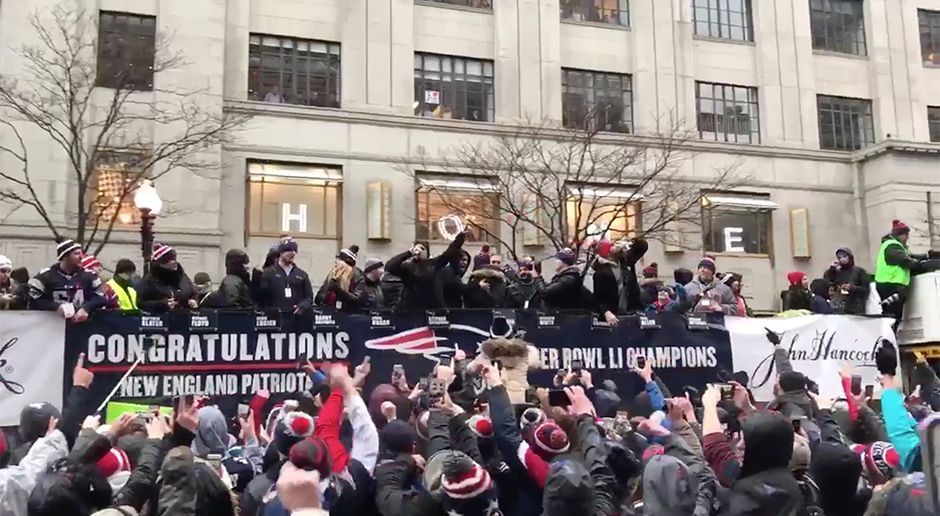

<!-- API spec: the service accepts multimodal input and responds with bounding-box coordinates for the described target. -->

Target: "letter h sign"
[281,203,307,233]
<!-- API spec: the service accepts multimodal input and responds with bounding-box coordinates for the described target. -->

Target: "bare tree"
[0,2,248,255]
[403,113,745,260]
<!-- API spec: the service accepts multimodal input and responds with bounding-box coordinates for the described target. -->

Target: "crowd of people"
[0,218,927,323]
[0,318,937,515]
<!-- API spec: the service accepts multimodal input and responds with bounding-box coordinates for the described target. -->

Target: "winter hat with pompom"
[273,411,315,456]
[440,453,499,516]
[531,421,570,459]
[466,415,493,439]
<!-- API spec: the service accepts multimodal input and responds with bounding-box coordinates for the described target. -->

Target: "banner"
[726,315,895,401]
[0,312,65,426]
[62,311,733,409]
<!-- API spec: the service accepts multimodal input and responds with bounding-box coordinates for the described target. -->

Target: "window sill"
[248,233,340,241]
[923,63,940,69]
[699,135,761,146]
[692,34,755,47]
[561,19,631,32]
[707,252,772,259]
[414,1,493,15]
[812,49,869,61]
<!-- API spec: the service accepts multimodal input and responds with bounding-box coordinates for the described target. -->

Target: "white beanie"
[0,255,11,270]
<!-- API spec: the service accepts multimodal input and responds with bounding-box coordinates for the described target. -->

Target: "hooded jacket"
[439,251,470,308]
[720,412,804,516]
[464,267,508,309]
[809,442,868,516]
[823,248,870,315]
[0,429,68,516]
[543,265,592,311]
[683,276,737,315]
[137,264,196,312]
[385,233,466,310]
[809,279,833,315]
[214,250,254,309]
[507,274,545,310]
[642,455,698,516]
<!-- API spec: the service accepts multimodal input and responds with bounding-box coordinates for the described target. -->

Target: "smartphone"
[851,375,862,396]
[864,385,874,399]
[237,403,250,419]
[173,394,195,415]
[717,383,734,401]
[417,377,429,392]
[637,355,646,369]
[392,364,404,383]
[428,378,446,407]
[296,354,311,371]
[792,419,802,433]
[547,389,571,407]
[615,410,630,423]
[571,360,583,374]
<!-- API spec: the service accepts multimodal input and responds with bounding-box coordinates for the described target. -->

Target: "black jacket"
[259,263,314,312]
[824,249,870,315]
[506,276,545,310]
[209,250,254,309]
[351,277,385,310]
[592,262,621,315]
[375,453,441,516]
[26,263,105,313]
[543,265,591,311]
[379,273,403,309]
[439,264,467,309]
[782,286,812,311]
[385,233,466,310]
[464,267,508,309]
[137,265,196,312]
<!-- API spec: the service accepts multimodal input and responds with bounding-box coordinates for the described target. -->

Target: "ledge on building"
[852,139,940,162]
[691,34,756,47]
[561,19,631,32]
[414,0,493,15]
[811,49,870,61]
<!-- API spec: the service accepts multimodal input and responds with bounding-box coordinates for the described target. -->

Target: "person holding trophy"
[385,214,469,310]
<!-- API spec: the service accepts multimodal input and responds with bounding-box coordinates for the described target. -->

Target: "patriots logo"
[365,324,492,362]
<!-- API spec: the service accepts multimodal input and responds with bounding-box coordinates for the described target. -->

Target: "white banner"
[0,312,65,426]
[727,315,895,402]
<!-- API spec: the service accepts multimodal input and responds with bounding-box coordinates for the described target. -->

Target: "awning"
[417,177,499,192]
[567,185,645,201]
[703,195,778,210]
[248,162,343,182]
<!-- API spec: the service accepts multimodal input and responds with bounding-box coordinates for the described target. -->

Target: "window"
[248,35,341,108]
[920,9,940,66]
[701,194,776,255]
[414,54,494,122]
[96,11,156,90]
[562,69,633,134]
[817,95,875,150]
[809,0,867,55]
[89,151,150,225]
[929,107,940,143]
[560,0,629,27]
[415,176,499,242]
[696,82,760,144]
[692,0,753,42]
[247,162,342,238]
[423,0,492,8]
[566,184,640,242]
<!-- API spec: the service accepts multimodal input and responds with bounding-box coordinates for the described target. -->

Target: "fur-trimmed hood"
[470,267,506,283]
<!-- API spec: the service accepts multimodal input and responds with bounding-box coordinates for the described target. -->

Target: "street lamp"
[134,180,162,275]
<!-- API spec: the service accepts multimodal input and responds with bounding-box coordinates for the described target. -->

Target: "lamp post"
[133,180,162,275]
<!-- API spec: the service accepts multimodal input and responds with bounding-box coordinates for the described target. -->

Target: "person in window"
[27,238,105,321]
[259,237,314,314]
[263,85,285,104]
[137,243,198,312]
[823,247,870,315]
[104,259,138,311]
[385,231,467,310]
[682,257,737,314]
[507,256,545,310]
[810,278,834,315]
[780,271,812,312]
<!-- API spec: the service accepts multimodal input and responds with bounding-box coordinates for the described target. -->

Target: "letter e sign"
[723,227,745,252]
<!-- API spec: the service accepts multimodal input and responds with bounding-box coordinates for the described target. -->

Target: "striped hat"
[338,245,359,266]
[80,253,102,273]
[95,447,131,478]
[152,242,176,263]
[441,453,494,500]
[56,238,82,261]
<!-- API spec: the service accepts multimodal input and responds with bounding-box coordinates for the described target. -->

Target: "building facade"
[1,0,940,310]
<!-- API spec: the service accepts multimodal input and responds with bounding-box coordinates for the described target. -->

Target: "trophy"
[437,214,466,241]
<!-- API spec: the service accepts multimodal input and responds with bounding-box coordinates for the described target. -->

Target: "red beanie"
[466,415,493,438]
[95,448,131,478]
[531,421,570,457]
[891,219,910,236]
[642,262,659,278]
[786,271,806,287]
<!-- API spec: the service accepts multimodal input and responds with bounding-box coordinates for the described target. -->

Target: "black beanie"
[114,259,136,275]
[382,420,416,454]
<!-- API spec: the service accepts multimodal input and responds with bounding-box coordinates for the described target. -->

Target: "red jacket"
[314,389,350,473]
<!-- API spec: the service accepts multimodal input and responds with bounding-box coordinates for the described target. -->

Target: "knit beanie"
[531,421,570,458]
[114,259,136,275]
[851,441,901,485]
[152,242,176,264]
[95,447,131,478]
[519,407,546,430]
[80,253,102,273]
[697,257,716,273]
[56,238,82,261]
[473,245,491,271]
[278,237,298,255]
[273,411,315,456]
[0,255,11,271]
[673,268,693,286]
[786,271,806,287]
[288,436,331,478]
[382,420,417,454]
[440,453,498,515]
[338,245,359,266]
[556,248,577,267]
[466,415,493,439]
[891,219,910,236]
[642,262,659,279]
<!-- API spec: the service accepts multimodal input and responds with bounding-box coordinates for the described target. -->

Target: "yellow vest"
[107,279,138,310]
[874,239,912,286]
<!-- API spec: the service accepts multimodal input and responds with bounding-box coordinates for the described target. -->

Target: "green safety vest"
[874,238,911,286]
[107,279,138,310]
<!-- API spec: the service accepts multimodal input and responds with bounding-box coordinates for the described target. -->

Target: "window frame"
[88,150,152,226]
[413,53,495,122]
[414,174,500,243]
[809,0,868,56]
[695,81,761,144]
[919,9,940,66]
[420,0,493,9]
[247,33,342,109]
[929,106,940,143]
[95,11,157,91]
[816,94,875,151]
[245,161,343,240]
[692,0,754,42]
[560,0,630,28]
[700,194,775,256]
[562,68,634,134]
[565,183,642,243]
